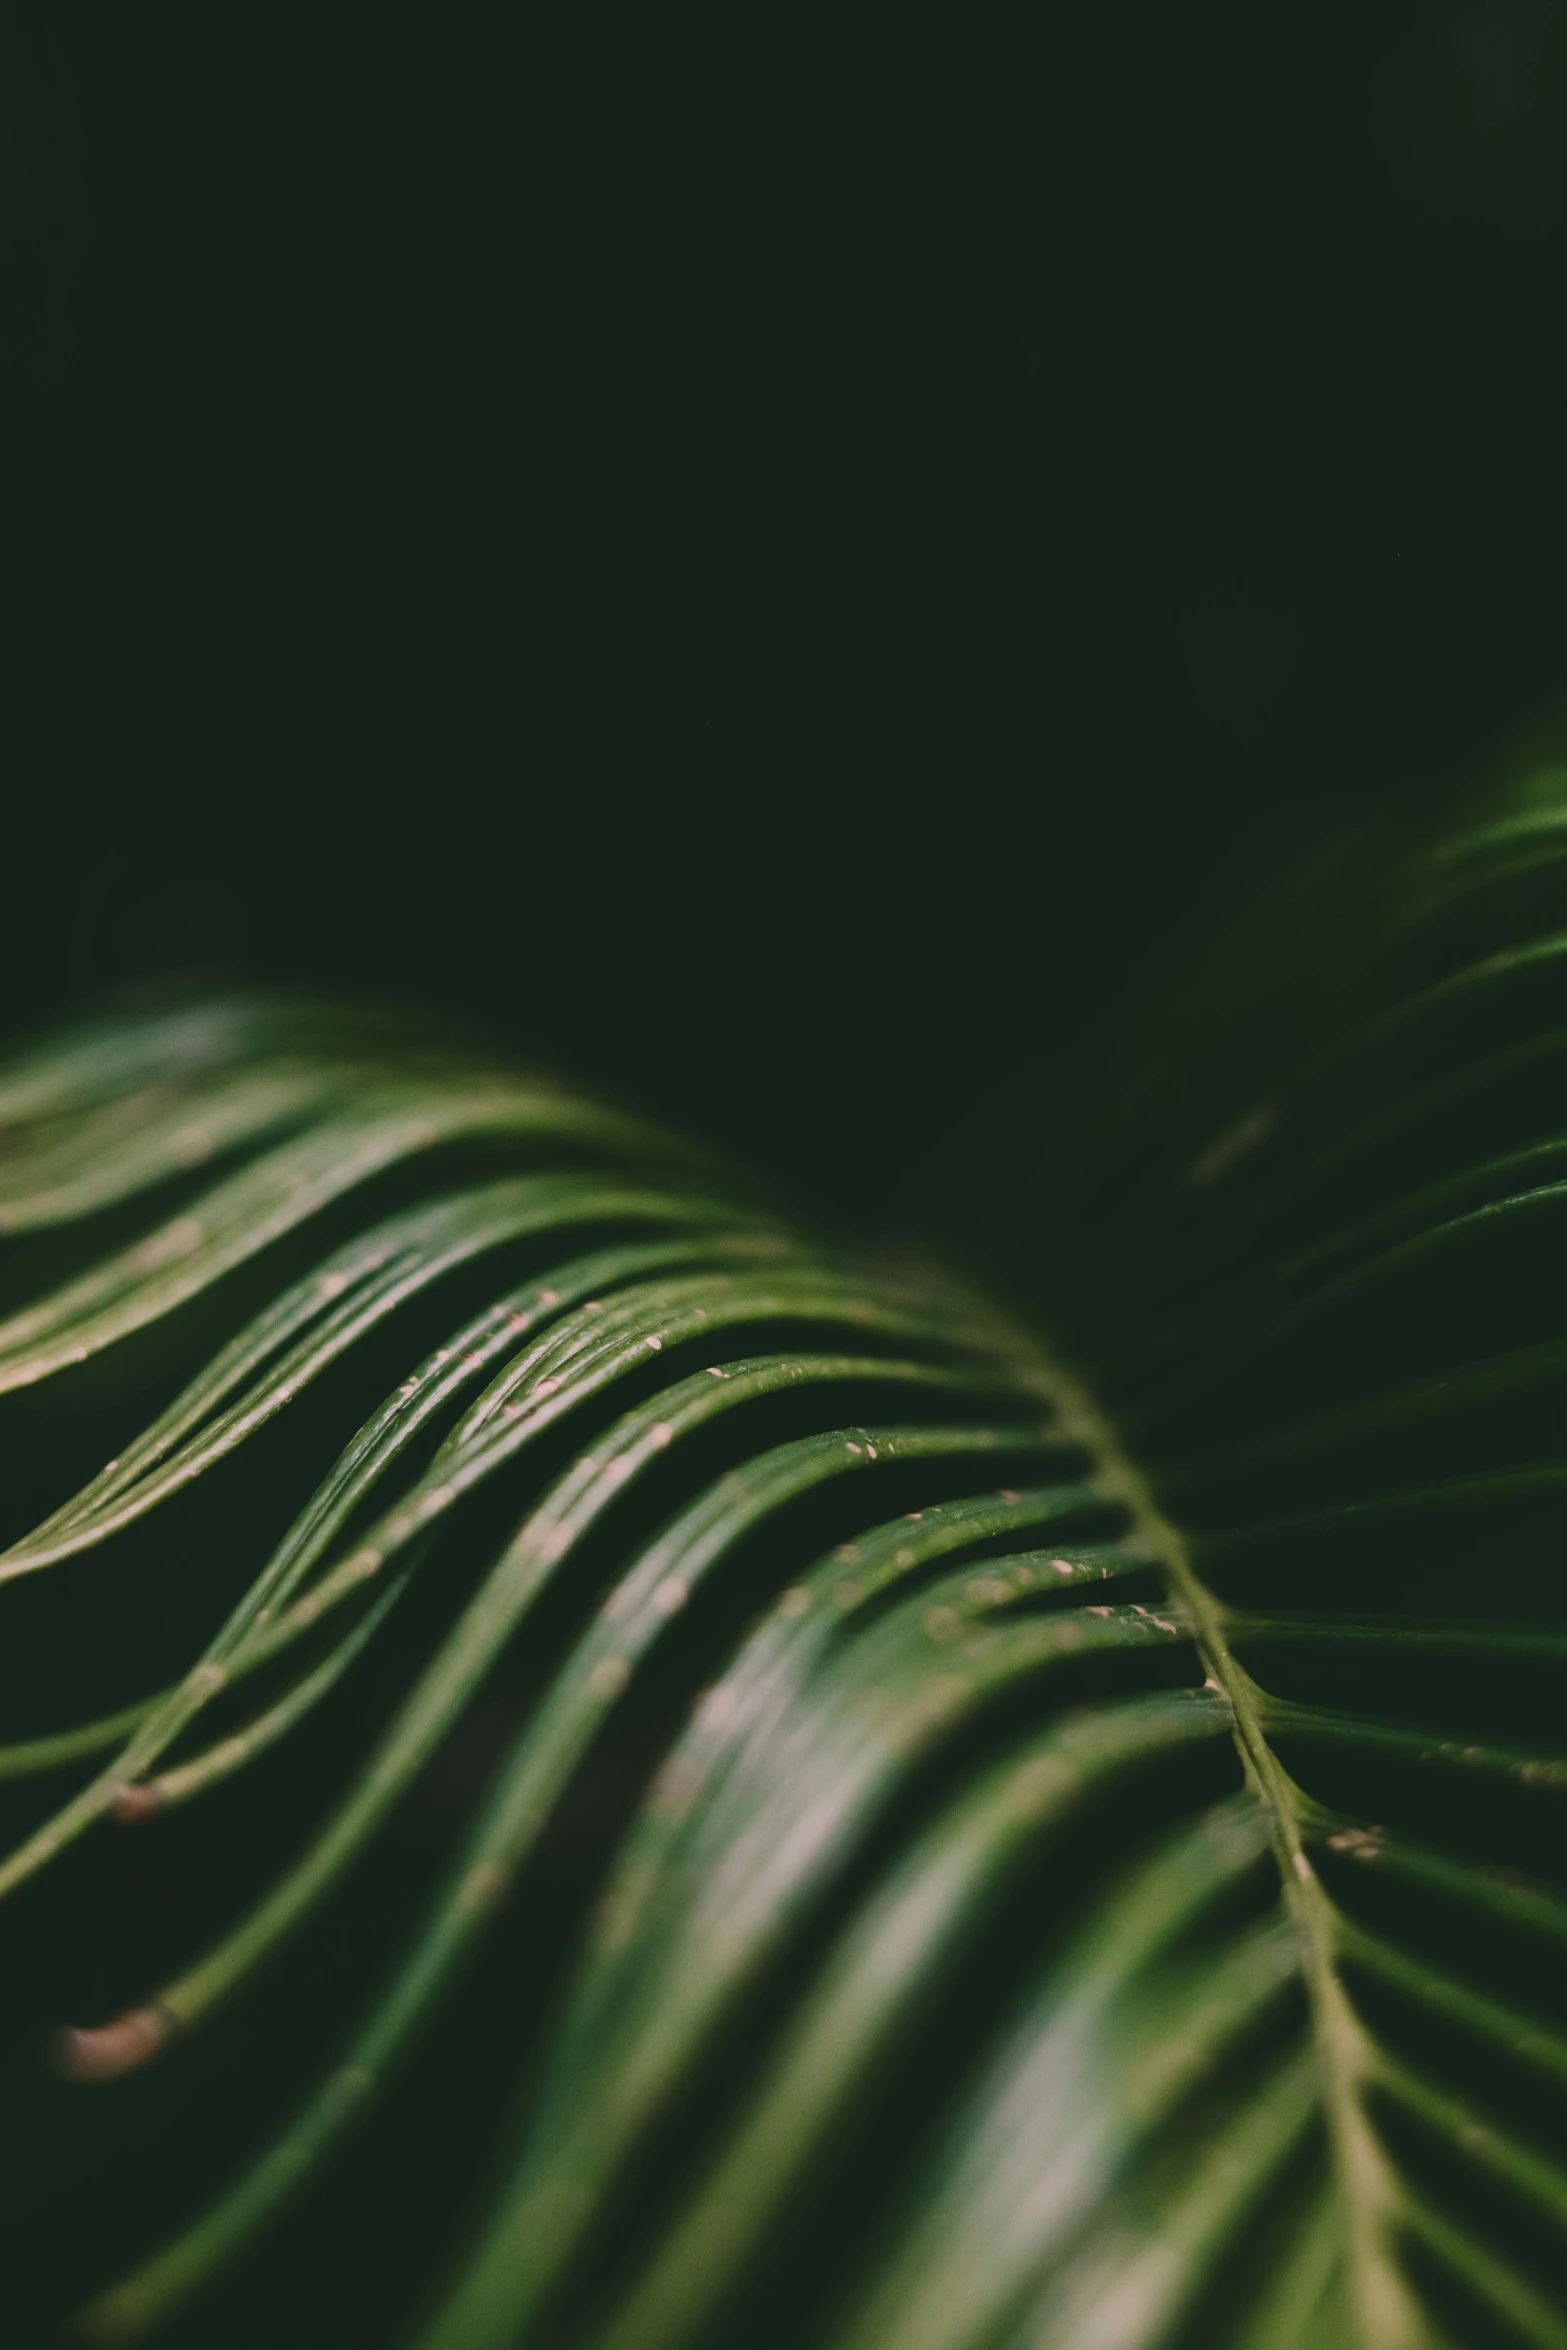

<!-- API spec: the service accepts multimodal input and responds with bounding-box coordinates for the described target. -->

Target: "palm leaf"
[6,744,1567,2346]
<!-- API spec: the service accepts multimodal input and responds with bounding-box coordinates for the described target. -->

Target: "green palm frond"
[6,746,1567,2347]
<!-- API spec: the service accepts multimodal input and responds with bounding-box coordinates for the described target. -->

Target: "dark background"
[5,2,1567,1263]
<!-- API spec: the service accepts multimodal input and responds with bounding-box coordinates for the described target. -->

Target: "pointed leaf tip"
[53,2006,173,2084]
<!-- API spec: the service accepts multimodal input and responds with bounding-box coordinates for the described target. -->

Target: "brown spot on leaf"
[53,2005,173,2083]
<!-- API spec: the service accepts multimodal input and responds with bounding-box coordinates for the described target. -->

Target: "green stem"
[1034,1344,1426,2350]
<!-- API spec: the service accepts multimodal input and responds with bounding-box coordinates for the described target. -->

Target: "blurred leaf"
[7,733,1567,2344]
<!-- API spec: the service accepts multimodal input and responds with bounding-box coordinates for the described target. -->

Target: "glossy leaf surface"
[4,748,1567,2347]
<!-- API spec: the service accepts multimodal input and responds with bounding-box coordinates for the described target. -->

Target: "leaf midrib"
[1034,1340,1431,2350]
